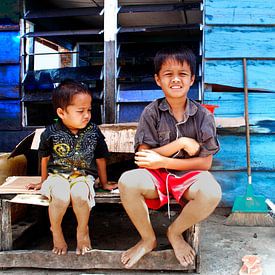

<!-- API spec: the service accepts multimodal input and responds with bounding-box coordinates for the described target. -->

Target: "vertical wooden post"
[103,0,118,123]
[0,200,12,251]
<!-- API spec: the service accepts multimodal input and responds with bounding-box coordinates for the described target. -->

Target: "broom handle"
[243,58,252,183]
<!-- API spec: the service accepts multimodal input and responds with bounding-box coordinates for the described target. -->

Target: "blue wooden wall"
[204,0,275,206]
[0,1,30,152]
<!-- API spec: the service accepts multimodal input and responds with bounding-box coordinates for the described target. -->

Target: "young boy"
[118,47,222,268]
[27,80,117,255]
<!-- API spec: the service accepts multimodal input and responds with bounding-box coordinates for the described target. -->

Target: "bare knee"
[71,184,90,207]
[195,172,222,206]
[51,196,70,209]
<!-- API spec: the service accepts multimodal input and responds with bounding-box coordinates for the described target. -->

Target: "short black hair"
[154,46,196,76]
[52,79,91,111]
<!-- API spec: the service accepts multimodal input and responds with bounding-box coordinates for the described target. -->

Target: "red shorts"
[145,168,201,209]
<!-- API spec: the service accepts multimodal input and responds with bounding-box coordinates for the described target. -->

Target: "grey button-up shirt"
[135,98,219,175]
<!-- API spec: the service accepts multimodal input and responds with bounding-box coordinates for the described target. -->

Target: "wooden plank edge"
[0,249,197,271]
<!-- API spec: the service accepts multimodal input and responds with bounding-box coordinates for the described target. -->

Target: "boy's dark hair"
[154,46,196,76]
[52,79,91,111]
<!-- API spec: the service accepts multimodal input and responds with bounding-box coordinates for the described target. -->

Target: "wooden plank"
[204,26,275,58]
[204,92,275,132]
[204,60,275,91]
[0,100,21,130]
[0,31,20,63]
[0,65,20,99]
[0,200,12,250]
[212,134,275,171]
[103,0,117,124]
[0,248,197,271]
[205,0,275,25]
[213,171,275,207]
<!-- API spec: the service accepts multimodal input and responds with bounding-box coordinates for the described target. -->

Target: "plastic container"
[201,104,219,114]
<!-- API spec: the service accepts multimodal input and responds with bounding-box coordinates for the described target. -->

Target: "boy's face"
[154,59,195,101]
[57,93,92,133]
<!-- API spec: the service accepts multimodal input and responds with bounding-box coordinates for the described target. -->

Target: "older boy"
[27,80,117,255]
[118,47,222,268]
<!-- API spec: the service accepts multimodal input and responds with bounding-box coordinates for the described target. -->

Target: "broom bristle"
[225,213,275,227]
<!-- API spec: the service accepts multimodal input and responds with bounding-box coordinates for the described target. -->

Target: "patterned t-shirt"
[38,120,109,177]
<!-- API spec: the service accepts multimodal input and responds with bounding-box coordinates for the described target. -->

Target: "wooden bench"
[0,176,200,272]
[0,124,200,272]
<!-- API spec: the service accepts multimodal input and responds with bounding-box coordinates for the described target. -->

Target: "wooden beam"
[0,248,198,271]
[0,200,12,251]
[24,7,102,19]
[24,29,102,37]
[103,0,117,123]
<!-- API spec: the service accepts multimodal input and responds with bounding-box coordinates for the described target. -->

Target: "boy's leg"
[70,176,94,255]
[167,171,222,267]
[118,169,159,268]
[42,175,70,255]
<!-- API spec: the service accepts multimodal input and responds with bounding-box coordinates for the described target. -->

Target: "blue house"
[0,0,274,205]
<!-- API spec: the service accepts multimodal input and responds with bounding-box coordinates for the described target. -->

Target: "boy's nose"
[172,76,180,82]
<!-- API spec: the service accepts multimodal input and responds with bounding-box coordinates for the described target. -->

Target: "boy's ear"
[190,75,195,86]
[154,74,161,87]
[56,107,65,119]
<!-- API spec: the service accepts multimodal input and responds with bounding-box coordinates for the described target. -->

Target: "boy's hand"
[101,181,118,191]
[135,149,165,169]
[180,137,200,156]
[25,182,42,191]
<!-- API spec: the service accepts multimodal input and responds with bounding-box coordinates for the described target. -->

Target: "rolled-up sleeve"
[134,107,159,151]
[198,113,220,157]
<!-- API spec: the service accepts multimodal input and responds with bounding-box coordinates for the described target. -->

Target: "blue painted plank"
[0,64,20,98]
[0,100,21,130]
[0,31,20,63]
[212,171,275,206]
[205,0,275,25]
[212,135,275,171]
[117,103,150,123]
[204,60,275,91]
[204,92,275,120]
[204,26,275,58]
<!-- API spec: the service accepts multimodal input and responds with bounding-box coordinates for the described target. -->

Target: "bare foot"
[121,239,157,269]
[76,226,92,255]
[51,227,68,255]
[167,229,196,267]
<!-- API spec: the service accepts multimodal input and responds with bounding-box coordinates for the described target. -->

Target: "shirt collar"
[158,97,198,118]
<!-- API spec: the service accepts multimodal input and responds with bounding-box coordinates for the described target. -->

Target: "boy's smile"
[154,59,195,102]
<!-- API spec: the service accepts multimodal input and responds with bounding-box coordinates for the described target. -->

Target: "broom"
[225,58,274,226]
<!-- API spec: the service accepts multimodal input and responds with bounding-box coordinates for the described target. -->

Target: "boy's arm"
[151,137,200,157]
[135,149,212,171]
[96,158,118,191]
[26,156,50,190]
